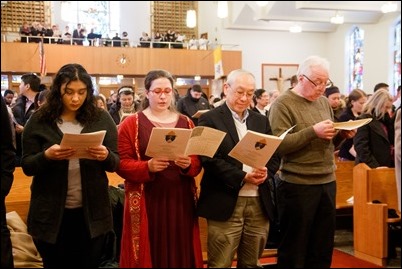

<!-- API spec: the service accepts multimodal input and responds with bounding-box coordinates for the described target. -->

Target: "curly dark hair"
[36,63,99,125]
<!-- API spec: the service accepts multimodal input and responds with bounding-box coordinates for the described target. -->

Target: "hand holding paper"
[228,126,295,168]
[60,130,107,159]
[333,118,372,130]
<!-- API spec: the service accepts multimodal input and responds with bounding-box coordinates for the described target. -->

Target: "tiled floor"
[334,229,401,268]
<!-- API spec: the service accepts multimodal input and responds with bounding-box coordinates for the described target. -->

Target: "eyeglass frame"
[302,74,333,89]
[227,84,254,99]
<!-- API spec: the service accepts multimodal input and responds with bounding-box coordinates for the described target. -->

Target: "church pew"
[353,163,400,267]
[5,167,124,223]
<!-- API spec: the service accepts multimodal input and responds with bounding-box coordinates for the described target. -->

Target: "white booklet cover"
[60,130,107,159]
[228,126,295,168]
[145,126,226,160]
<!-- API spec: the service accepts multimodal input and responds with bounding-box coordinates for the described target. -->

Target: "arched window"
[348,26,365,92]
[60,1,119,37]
[393,19,401,95]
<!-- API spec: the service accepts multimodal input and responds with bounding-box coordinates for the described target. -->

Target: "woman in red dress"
[117,69,203,268]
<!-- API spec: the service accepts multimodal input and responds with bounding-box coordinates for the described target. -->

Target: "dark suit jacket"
[197,103,280,222]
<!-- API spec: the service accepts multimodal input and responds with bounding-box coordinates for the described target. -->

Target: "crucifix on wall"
[262,64,299,92]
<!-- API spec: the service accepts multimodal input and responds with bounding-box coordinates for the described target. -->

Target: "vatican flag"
[213,45,224,79]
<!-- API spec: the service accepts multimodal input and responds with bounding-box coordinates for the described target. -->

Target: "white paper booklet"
[60,130,106,159]
[145,126,226,160]
[228,126,295,168]
[333,118,372,130]
[192,109,209,119]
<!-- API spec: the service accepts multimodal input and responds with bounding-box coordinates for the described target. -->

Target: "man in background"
[12,73,41,166]
[176,84,210,125]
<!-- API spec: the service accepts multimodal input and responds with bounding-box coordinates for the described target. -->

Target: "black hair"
[21,73,41,92]
[3,89,14,97]
[36,63,98,125]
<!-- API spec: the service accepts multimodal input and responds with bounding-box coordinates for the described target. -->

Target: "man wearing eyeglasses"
[268,56,355,268]
[197,69,280,268]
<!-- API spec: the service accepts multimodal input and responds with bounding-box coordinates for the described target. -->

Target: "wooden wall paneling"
[1,42,242,78]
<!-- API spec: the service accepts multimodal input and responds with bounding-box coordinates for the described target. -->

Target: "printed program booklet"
[228,126,295,168]
[145,126,226,160]
[60,130,106,159]
[333,118,372,130]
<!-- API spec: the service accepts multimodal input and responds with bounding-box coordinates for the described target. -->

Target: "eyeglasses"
[149,88,173,95]
[228,84,254,99]
[303,74,333,89]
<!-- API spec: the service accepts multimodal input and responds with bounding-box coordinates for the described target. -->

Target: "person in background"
[107,92,118,110]
[1,95,16,268]
[95,94,107,110]
[12,73,41,166]
[176,84,210,126]
[63,25,72,45]
[338,89,368,161]
[268,55,356,268]
[34,89,50,109]
[117,69,203,268]
[112,33,122,47]
[265,89,280,111]
[21,63,120,268]
[324,86,344,122]
[354,89,395,168]
[252,88,270,116]
[121,31,129,47]
[288,75,298,90]
[108,86,140,126]
[394,107,401,212]
[3,90,15,107]
[197,69,280,268]
[373,82,389,92]
[72,23,82,45]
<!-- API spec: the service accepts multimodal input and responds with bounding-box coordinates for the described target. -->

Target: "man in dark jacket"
[197,69,280,268]
[176,84,210,125]
[12,73,41,166]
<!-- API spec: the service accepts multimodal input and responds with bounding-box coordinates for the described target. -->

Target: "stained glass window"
[348,26,364,93]
[393,19,401,95]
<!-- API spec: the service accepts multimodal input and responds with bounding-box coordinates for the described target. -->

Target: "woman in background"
[108,86,140,126]
[117,69,203,268]
[354,89,394,168]
[21,63,119,268]
[338,89,367,161]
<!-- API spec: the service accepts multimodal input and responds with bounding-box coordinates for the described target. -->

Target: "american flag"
[39,41,47,77]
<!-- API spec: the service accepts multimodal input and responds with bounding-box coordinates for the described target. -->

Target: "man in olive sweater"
[269,56,355,268]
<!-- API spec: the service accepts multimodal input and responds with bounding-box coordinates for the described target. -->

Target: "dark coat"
[1,96,15,197]
[196,103,280,222]
[21,110,120,244]
[354,113,395,168]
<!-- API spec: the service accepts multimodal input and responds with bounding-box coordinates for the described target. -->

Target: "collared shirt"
[228,107,258,196]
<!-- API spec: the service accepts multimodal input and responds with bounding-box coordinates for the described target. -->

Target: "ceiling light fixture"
[186,9,197,28]
[256,1,269,7]
[381,1,397,13]
[217,1,228,19]
[289,25,302,33]
[330,12,344,24]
